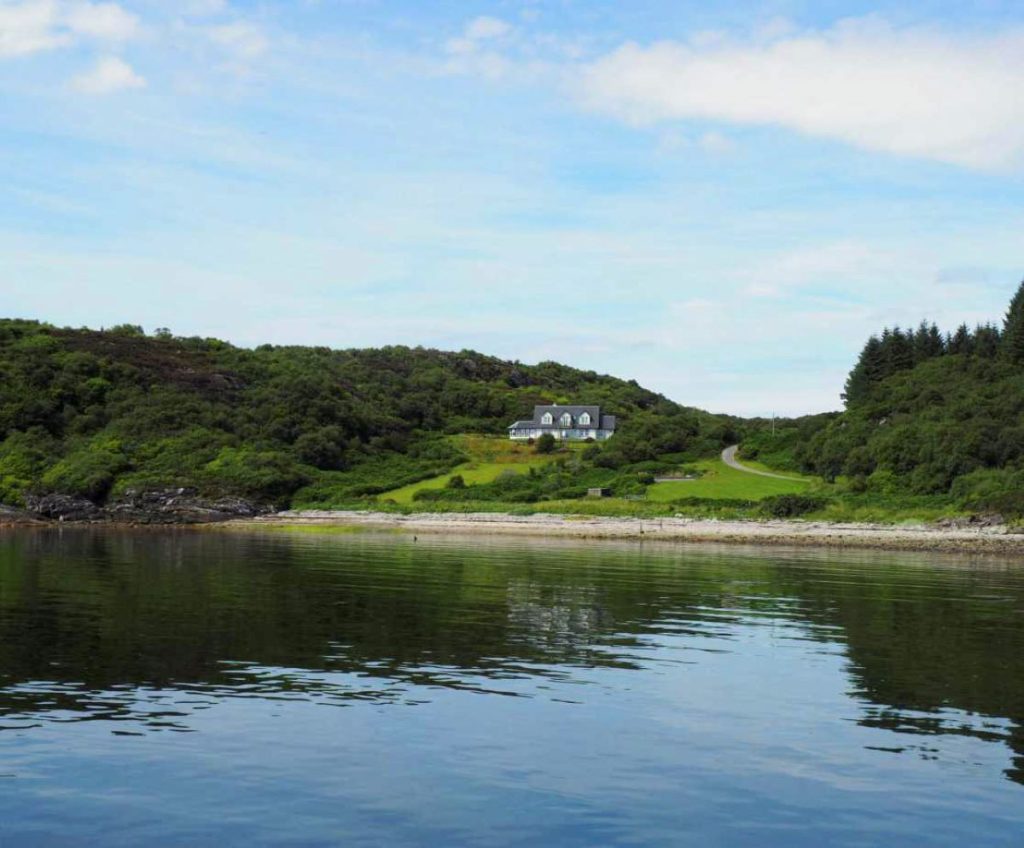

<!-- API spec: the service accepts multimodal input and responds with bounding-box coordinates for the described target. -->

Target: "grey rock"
[25,494,102,522]
[106,488,269,524]
[22,488,270,525]
[935,513,1006,530]
[0,504,39,523]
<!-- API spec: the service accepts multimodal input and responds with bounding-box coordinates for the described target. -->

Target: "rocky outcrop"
[106,488,268,524]
[20,488,270,525]
[25,494,103,522]
[0,504,42,524]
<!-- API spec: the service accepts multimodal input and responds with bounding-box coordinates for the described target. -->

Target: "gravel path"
[721,445,806,482]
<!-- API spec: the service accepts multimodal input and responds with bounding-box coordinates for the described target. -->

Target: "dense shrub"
[759,494,825,518]
[40,439,130,501]
[535,434,556,454]
[202,447,310,502]
[951,468,1024,517]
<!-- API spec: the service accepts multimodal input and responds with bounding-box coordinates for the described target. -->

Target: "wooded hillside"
[781,280,1024,513]
[0,320,733,509]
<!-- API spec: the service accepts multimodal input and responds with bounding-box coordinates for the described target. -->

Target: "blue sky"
[1,1,1023,414]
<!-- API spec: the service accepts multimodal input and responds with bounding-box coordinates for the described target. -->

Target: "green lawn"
[378,435,556,504]
[646,458,813,502]
[379,437,817,508]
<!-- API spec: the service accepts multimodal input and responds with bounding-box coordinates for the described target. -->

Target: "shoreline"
[223,510,1024,555]
[5,509,1024,555]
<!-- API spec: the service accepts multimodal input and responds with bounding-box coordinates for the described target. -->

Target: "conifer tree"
[1001,279,1024,364]
[843,335,883,405]
[974,323,1002,358]
[948,323,973,355]
[912,321,945,363]
[884,327,915,372]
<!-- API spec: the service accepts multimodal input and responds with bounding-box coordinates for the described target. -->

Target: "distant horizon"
[2,1,1023,416]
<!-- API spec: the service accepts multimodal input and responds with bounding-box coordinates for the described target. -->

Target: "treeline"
[844,283,1024,407]
[788,280,1024,511]
[843,321,1005,405]
[0,319,732,509]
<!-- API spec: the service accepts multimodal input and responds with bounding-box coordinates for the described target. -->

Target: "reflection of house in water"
[505,579,614,656]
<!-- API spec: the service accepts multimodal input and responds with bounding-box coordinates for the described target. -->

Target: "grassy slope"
[379,442,818,515]
[379,436,556,504]
[646,458,812,502]
[322,442,962,523]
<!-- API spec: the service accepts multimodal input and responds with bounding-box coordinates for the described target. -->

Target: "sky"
[1,1,1023,415]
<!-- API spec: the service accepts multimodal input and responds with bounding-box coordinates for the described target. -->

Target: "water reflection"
[0,528,1022,845]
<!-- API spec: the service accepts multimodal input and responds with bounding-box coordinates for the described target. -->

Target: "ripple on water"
[0,528,1022,847]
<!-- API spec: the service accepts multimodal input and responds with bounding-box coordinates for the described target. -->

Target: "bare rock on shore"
[108,488,270,523]
[934,514,1006,530]
[19,488,270,525]
[25,494,102,522]
[0,503,41,524]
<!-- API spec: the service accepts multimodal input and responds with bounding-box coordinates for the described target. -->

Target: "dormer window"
[541,412,553,425]
[579,412,591,426]
[560,413,573,427]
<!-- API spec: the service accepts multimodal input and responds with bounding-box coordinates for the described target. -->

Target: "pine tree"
[912,320,945,363]
[1001,279,1024,364]
[975,323,1002,358]
[884,326,915,373]
[843,335,883,406]
[948,323,973,355]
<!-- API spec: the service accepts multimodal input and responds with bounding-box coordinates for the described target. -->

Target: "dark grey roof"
[533,405,600,421]
[507,405,616,430]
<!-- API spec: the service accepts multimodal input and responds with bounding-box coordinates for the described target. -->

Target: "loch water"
[1,528,1022,846]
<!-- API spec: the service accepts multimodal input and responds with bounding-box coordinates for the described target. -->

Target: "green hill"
[750,280,1024,516]
[0,320,736,513]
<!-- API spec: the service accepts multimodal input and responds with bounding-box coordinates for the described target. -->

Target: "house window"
[579,412,591,426]
[541,412,553,425]
[560,413,572,427]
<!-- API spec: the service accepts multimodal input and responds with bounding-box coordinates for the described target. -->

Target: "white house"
[507,404,617,441]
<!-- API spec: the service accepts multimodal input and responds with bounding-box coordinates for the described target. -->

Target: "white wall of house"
[508,427,612,441]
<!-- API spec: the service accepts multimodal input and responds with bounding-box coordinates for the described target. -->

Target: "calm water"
[1,529,1022,846]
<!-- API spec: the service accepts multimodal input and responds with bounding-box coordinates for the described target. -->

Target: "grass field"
[379,435,557,504]
[379,437,815,508]
[646,457,813,502]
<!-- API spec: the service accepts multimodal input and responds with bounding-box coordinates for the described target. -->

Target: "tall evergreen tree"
[843,335,883,406]
[1001,279,1024,364]
[883,327,915,373]
[948,323,973,355]
[974,323,1002,358]
[912,320,945,362]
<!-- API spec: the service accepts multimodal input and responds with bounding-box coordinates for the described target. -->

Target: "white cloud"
[0,0,138,58]
[737,240,892,298]
[578,17,1024,170]
[63,1,137,41]
[207,20,267,60]
[465,16,511,41]
[0,0,67,57]
[70,53,144,93]
[445,15,512,55]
